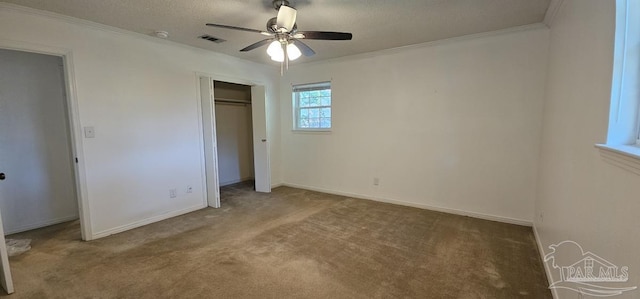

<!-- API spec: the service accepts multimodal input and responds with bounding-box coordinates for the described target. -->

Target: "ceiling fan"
[206,0,352,70]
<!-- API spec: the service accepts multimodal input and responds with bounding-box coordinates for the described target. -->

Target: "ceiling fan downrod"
[272,0,290,11]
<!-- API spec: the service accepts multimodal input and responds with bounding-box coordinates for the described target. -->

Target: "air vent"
[199,35,226,43]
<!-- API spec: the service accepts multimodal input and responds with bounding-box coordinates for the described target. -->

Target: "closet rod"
[214,97,251,105]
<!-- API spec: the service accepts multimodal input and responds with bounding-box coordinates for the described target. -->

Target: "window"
[598,0,640,170]
[293,82,332,131]
[605,0,640,148]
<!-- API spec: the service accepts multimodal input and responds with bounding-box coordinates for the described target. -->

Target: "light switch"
[84,126,95,138]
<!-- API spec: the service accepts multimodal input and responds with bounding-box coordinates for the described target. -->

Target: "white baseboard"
[91,204,206,240]
[271,183,283,189]
[533,225,558,299]
[5,215,79,235]
[281,183,532,227]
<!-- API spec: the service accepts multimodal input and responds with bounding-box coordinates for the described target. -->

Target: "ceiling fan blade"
[240,39,274,52]
[295,31,353,40]
[292,39,315,57]
[206,23,271,35]
[276,5,297,32]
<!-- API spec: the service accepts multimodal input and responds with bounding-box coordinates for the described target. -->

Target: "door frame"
[0,40,93,241]
[196,72,272,208]
[0,211,13,294]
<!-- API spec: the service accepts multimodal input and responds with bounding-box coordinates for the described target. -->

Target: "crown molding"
[296,23,548,68]
[0,2,551,71]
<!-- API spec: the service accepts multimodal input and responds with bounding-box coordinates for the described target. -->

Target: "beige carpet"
[2,183,551,298]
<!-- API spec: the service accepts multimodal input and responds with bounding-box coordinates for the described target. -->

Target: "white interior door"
[199,76,220,208]
[251,86,271,192]
[0,209,14,294]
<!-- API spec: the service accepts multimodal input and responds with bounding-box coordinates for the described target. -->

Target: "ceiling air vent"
[199,35,226,43]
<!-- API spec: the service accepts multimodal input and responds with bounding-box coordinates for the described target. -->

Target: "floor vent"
[199,35,226,43]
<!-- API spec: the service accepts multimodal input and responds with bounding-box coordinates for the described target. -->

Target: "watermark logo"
[544,240,636,297]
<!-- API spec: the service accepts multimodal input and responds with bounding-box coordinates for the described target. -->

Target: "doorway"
[0,48,86,294]
[0,49,80,235]
[213,81,255,188]
[198,76,271,209]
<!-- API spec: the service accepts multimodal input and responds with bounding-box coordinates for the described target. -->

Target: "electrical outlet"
[373,177,380,186]
[84,126,95,138]
[186,185,193,193]
[169,188,177,198]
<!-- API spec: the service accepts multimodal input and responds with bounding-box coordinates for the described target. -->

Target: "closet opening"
[213,81,255,191]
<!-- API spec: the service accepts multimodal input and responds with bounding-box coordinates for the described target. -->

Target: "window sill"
[292,129,332,134]
[595,144,640,175]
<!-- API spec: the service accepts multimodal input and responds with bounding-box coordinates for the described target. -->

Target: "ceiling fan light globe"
[267,41,283,57]
[270,52,285,62]
[287,43,302,60]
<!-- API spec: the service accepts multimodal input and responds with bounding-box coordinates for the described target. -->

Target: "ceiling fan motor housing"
[267,17,296,33]
[206,0,352,60]
[272,0,290,10]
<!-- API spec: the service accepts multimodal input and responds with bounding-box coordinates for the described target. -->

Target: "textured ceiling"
[1,0,551,65]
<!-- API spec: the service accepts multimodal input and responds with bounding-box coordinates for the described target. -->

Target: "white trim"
[5,215,78,235]
[91,204,205,239]
[196,71,268,88]
[281,183,533,227]
[194,74,209,209]
[543,0,566,27]
[0,211,13,294]
[533,225,559,299]
[63,50,93,241]
[271,183,284,189]
[0,39,93,241]
[291,129,332,133]
[596,144,640,175]
[198,75,221,208]
[637,79,640,146]
[637,122,640,145]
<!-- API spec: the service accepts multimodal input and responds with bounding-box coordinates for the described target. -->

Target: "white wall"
[535,0,640,297]
[0,49,78,234]
[214,82,254,186]
[0,5,281,239]
[280,26,549,224]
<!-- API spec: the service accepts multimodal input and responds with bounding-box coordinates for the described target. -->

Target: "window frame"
[637,118,640,146]
[605,0,640,148]
[597,0,640,173]
[637,108,640,145]
[292,81,332,132]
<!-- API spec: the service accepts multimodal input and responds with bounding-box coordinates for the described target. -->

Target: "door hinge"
[75,157,78,163]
